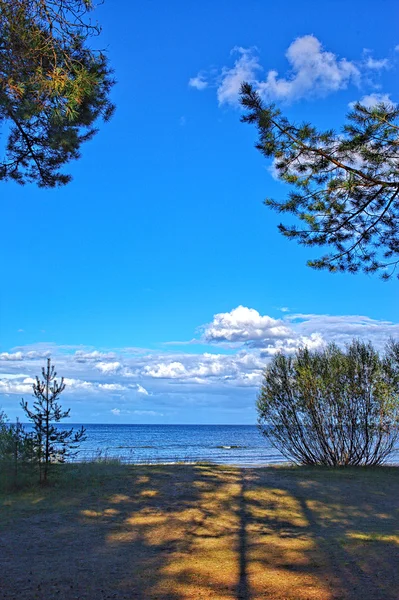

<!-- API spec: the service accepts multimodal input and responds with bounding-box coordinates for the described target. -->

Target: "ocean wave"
[116,445,155,449]
[216,445,246,450]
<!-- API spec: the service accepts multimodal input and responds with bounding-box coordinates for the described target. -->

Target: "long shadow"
[1,464,399,599]
[236,471,250,600]
[244,466,399,600]
[0,463,241,599]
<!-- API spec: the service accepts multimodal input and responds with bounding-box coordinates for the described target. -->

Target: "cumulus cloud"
[350,93,396,109]
[217,47,261,106]
[140,351,266,388]
[143,361,187,379]
[74,350,116,362]
[362,49,390,70]
[255,35,360,104]
[136,384,149,395]
[1,307,398,419]
[287,313,399,351]
[198,35,361,107]
[190,35,394,107]
[259,333,324,357]
[0,350,50,361]
[95,361,122,374]
[365,57,390,70]
[63,378,96,391]
[203,305,291,345]
[98,383,127,392]
[0,376,35,394]
[188,74,208,90]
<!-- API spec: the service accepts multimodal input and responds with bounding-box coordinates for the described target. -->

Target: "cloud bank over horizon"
[1,306,398,423]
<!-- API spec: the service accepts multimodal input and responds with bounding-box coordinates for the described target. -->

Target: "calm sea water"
[57,424,285,466]
[23,423,399,466]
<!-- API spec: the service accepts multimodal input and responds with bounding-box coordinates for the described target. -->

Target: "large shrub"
[257,340,399,466]
[0,413,37,488]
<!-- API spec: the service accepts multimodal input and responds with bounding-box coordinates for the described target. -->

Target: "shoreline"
[67,458,399,469]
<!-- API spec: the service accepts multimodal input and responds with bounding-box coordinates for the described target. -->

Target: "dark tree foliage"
[0,0,115,187]
[21,358,86,483]
[240,83,399,279]
[0,416,36,486]
[257,340,399,466]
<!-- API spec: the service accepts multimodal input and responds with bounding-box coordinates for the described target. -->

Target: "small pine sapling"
[21,358,86,483]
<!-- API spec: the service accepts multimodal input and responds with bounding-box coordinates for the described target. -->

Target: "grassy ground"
[0,463,399,599]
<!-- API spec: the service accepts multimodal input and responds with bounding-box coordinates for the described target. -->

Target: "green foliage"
[0,0,115,187]
[0,413,37,488]
[240,83,399,279]
[21,358,86,483]
[257,339,399,466]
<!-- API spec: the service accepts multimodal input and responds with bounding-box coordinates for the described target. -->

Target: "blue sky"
[1,0,399,423]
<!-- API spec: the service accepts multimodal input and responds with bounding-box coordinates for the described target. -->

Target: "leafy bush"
[0,414,37,488]
[257,340,399,466]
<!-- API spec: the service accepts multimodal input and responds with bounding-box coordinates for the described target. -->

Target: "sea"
[53,424,285,466]
[23,423,399,466]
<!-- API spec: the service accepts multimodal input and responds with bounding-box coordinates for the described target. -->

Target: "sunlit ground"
[1,464,398,599]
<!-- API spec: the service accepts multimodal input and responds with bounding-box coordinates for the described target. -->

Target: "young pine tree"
[21,358,86,483]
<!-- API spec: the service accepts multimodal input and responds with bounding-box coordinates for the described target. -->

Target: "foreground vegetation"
[1,463,398,599]
[258,339,399,466]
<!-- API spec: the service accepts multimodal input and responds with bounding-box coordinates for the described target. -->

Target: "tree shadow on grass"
[0,464,399,599]
[243,466,399,600]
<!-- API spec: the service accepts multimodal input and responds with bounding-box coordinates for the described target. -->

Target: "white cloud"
[287,313,399,351]
[350,93,396,109]
[1,308,398,417]
[259,35,359,102]
[110,408,162,417]
[363,49,390,70]
[140,351,265,388]
[136,384,149,395]
[0,352,23,361]
[214,35,360,106]
[365,57,390,70]
[95,361,122,374]
[260,333,324,357]
[75,350,116,362]
[0,377,34,394]
[144,361,187,379]
[63,378,96,391]
[98,383,126,391]
[191,36,396,107]
[203,305,291,344]
[188,74,208,90]
[0,351,50,361]
[217,47,261,106]
[132,410,163,416]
